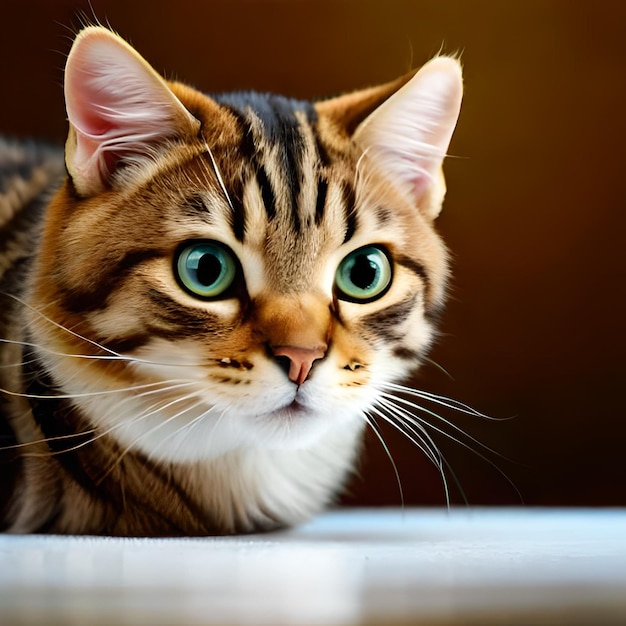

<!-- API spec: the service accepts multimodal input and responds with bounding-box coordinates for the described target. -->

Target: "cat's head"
[29,27,462,463]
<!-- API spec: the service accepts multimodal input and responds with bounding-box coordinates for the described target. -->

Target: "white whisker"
[0,338,142,362]
[0,296,212,369]
[23,392,197,459]
[366,407,450,506]
[361,411,405,509]
[371,400,451,507]
[201,138,235,213]
[1,291,124,359]
[100,392,207,481]
[419,356,454,380]
[382,381,504,420]
[155,401,220,459]
[0,356,39,369]
[10,429,97,454]
[0,379,195,402]
[374,398,443,468]
[376,386,522,503]
[380,390,504,458]
[6,379,201,453]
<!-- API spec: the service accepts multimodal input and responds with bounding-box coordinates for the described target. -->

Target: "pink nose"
[272,345,327,385]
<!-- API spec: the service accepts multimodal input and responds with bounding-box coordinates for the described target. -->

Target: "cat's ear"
[64,27,200,196]
[354,57,463,219]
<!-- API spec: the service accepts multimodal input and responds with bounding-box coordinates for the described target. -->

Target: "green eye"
[175,240,238,299]
[335,245,393,302]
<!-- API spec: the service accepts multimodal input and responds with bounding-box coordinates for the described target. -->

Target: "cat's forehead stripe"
[229,188,247,243]
[255,165,276,221]
[251,105,306,234]
[342,182,358,244]
[208,93,368,250]
[215,95,319,236]
[314,178,328,225]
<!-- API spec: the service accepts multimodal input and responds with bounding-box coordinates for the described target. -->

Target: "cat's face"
[28,28,461,463]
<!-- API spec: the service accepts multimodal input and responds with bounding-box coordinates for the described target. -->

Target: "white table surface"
[1,508,625,625]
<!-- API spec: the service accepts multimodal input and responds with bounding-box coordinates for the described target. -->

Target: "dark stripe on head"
[215,92,309,233]
[232,110,258,164]
[342,183,357,243]
[315,178,328,225]
[264,97,305,232]
[291,199,302,233]
[256,165,276,220]
[228,186,246,242]
[181,194,209,219]
[313,128,331,167]
[394,256,443,321]
[362,295,417,339]
[303,103,319,126]
[204,105,253,241]
[146,289,223,335]
[62,249,163,313]
[392,346,421,361]
[395,255,430,291]
[375,206,392,225]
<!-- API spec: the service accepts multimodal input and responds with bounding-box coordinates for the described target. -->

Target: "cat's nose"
[271,345,326,385]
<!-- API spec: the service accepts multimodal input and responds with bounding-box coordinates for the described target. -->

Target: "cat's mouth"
[283,399,309,414]
[287,399,309,413]
[271,398,313,420]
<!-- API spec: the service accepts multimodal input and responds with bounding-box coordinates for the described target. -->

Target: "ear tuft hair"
[64,27,200,196]
[354,57,463,219]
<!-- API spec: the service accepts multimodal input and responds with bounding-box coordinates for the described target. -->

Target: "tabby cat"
[0,27,462,535]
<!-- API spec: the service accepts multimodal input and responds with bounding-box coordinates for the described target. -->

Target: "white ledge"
[2,507,626,625]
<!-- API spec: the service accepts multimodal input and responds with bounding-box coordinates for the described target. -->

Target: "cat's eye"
[335,245,393,302]
[174,240,238,299]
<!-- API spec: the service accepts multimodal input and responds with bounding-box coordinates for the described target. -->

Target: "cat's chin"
[252,399,337,449]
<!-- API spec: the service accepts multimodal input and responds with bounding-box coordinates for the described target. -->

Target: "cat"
[0,26,462,536]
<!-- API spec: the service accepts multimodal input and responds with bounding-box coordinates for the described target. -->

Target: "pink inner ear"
[64,30,194,192]
[354,57,462,204]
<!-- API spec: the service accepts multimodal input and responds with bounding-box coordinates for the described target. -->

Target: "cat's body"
[0,27,462,535]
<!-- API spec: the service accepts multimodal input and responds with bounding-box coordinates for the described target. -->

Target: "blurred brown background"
[2,0,624,507]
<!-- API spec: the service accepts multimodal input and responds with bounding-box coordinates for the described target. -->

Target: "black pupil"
[350,254,377,289]
[196,253,222,286]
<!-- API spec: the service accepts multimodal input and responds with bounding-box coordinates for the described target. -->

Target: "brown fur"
[0,28,461,535]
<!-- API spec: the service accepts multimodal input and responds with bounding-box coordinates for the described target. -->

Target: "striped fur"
[0,28,462,535]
